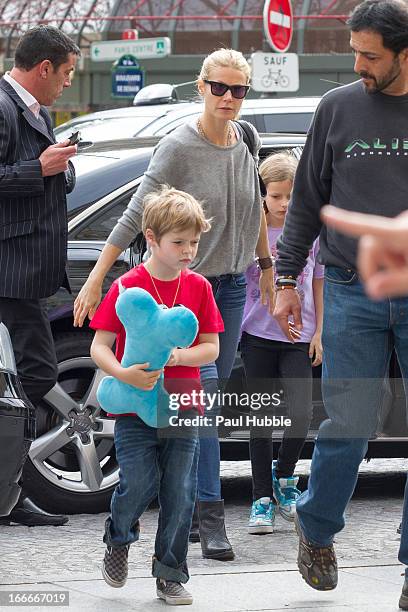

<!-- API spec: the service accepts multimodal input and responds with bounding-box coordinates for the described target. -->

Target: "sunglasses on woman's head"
[203,80,250,99]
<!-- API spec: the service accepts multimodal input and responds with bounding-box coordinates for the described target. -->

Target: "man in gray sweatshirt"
[273,1,408,607]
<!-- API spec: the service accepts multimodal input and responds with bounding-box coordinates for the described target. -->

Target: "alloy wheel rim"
[29,356,119,494]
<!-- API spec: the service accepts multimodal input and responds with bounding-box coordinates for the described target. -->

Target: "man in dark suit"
[0,26,80,526]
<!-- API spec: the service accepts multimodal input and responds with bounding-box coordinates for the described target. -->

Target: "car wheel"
[23,331,118,514]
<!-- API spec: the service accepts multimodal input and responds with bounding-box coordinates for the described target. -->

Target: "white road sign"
[91,37,171,62]
[251,52,299,92]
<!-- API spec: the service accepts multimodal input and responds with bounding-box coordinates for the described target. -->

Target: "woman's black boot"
[198,500,235,560]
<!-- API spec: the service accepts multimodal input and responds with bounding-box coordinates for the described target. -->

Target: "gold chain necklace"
[144,266,181,309]
[197,117,233,147]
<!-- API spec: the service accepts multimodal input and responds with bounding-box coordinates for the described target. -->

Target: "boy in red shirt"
[90,186,223,606]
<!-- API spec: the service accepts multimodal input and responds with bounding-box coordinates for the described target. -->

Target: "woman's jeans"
[296,266,408,571]
[240,332,313,500]
[104,414,198,583]
[198,273,247,501]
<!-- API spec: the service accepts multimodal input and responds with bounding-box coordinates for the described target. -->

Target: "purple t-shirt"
[242,226,324,344]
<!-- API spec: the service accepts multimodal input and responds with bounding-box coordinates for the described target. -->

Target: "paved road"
[1,459,406,585]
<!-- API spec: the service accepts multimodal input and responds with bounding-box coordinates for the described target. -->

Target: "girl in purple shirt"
[241,151,324,534]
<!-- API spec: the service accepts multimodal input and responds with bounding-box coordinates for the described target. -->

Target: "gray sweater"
[107,121,261,277]
[277,80,408,276]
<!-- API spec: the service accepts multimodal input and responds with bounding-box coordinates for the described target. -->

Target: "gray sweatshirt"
[107,121,261,277]
[276,80,408,276]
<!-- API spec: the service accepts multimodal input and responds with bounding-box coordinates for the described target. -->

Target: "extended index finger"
[321,205,396,239]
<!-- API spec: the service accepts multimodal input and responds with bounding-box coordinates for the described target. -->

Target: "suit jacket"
[0,78,75,299]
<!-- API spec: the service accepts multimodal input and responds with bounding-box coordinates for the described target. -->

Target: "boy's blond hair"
[199,48,251,84]
[142,185,211,242]
[259,151,298,186]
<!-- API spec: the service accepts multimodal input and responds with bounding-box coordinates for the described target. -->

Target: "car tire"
[23,330,118,514]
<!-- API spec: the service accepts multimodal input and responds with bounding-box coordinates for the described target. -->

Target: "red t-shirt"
[90,264,224,415]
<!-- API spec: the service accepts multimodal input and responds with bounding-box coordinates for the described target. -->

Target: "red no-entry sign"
[122,29,139,40]
[263,0,294,53]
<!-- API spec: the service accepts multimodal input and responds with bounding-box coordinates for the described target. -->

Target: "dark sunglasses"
[203,79,250,99]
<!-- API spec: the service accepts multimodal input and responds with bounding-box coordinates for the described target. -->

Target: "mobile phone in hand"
[67,131,80,145]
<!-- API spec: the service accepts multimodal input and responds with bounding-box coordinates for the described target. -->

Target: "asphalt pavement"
[1,459,407,611]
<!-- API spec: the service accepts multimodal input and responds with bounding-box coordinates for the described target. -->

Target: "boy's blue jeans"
[199,273,247,501]
[297,267,408,569]
[104,413,198,583]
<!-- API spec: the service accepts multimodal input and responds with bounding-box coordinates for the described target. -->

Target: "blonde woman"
[74,48,274,561]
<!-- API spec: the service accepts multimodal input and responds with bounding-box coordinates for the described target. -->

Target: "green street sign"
[91,37,171,62]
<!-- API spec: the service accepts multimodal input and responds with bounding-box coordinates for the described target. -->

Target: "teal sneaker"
[248,497,275,534]
[272,464,301,522]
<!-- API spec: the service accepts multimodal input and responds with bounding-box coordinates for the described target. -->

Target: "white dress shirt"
[3,72,41,118]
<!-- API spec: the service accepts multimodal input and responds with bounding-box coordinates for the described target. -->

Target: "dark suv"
[22,136,408,516]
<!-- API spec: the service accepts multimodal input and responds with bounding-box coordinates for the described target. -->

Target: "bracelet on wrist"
[275,285,298,291]
[275,276,297,288]
[256,256,274,270]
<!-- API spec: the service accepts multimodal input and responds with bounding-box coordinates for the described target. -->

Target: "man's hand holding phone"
[67,131,80,145]
[39,131,79,177]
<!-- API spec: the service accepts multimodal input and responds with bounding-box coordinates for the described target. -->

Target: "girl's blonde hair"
[142,185,211,242]
[199,48,251,84]
[259,151,298,186]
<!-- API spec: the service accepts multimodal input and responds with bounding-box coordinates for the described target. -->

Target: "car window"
[71,194,132,241]
[259,144,304,162]
[67,152,151,217]
[263,113,313,133]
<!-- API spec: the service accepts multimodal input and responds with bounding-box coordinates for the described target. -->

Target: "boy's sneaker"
[102,544,129,588]
[399,577,408,610]
[272,464,301,522]
[156,578,193,605]
[295,514,338,591]
[248,497,275,534]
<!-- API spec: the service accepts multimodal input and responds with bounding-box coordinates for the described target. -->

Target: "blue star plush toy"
[97,284,198,428]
